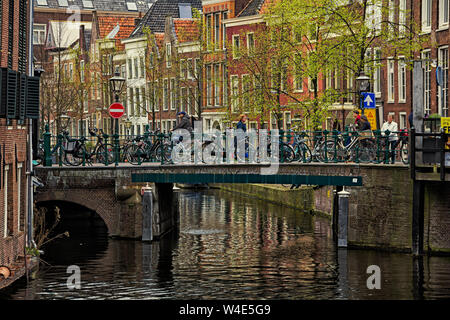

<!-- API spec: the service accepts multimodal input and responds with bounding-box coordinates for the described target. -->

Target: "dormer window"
[127,2,138,11]
[36,0,48,5]
[82,0,94,9]
[57,0,68,7]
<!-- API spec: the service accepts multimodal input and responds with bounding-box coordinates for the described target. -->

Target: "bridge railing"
[37,124,412,167]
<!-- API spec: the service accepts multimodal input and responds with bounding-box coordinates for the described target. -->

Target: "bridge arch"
[35,189,120,236]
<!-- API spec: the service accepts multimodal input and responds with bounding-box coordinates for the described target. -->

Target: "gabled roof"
[97,15,137,50]
[238,0,270,17]
[129,0,202,38]
[46,21,92,50]
[173,18,199,43]
[34,0,156,13]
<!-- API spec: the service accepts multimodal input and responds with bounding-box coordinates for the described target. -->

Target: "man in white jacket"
[381,114,399,164]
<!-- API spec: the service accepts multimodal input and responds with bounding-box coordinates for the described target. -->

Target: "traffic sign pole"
[108,102,124,166]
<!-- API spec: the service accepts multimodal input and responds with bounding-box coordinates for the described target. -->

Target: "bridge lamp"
[356,72,370,115]
[59,114,71,131]
[109,72,126,102]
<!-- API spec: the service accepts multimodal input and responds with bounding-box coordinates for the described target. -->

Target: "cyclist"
[173,111,193,132]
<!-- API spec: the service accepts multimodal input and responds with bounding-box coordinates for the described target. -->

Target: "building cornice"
[223,14,264,27]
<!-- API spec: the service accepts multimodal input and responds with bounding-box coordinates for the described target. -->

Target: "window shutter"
[18,74,27,120]
[6,70,18,119]
[26,76,41,119]
[18,0,28,74]
[0,68,6,117]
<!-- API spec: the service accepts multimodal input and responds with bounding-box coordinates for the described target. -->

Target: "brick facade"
[0,0,32,288]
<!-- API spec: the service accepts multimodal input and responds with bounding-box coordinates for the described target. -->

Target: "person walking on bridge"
[381,114,399,164]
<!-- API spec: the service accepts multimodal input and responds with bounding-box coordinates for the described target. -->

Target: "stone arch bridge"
[34,163,450,254]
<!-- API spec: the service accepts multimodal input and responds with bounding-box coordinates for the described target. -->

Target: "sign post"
[109,103,125,166]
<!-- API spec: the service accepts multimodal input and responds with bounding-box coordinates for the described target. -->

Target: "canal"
[1,189,450,299]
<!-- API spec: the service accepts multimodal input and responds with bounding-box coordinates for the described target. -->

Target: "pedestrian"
[236,114,247,132]
[353,110,362,129]
[359,114,371,131]
[172,111,193,132]
[381,114,399,164]
[408,111,413,128]
[235,114,248,160]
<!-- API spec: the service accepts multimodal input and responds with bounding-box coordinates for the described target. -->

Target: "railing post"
[411,127,416,180]
[333,130,338,163]
[114,132,120,167]
[384,130,390,164]
[43,124,52,167]
[374,130,381,164]
[57,133,63,167]
[104,133,109,166]
[159,132,164,165]
[324,130,328,163]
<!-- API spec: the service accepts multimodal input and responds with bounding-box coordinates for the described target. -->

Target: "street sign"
[109,103,125,119]
[361,92,376,109]
[358,108,377,130]
[442,117,450,134]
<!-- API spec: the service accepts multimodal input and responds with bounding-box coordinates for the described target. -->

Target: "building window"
[166,43,172,68]
[398,58,407,103]
[170,78,176,110]
[33,24,46,45]
[163,79,169,111]
[140,57,145,78]
[438,46,448,116]
[134,58,138,79]
[422,50,431,114]
[399,0,407,34]
[232,35,240,59]
[387,58,395,102]
[80,60,85,82]
[222,12,228,50]
[69,63,73,81]
[247,33,254,55]
[215,13,220,50]
[180,59,187,79]
[422,0,432,32]
[128,59,132,79]
[242,74,252,109]
[214,64,220,106]
[440,0,449,28]
[399,112,407,129]
[230,75,239,112]
[135,88,140,116]
[206,65,212,106]
[373,48,382,96]
[187,59,193,79]
[3,165,10,238]
[129,88,134,116]
[206,14,212,49]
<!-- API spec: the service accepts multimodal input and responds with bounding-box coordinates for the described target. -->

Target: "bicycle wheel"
[318,140,341,162]
[280,144,295,163]
[96,144,115,165]
[65,147,85,166]
[297,143,312,163]
[353,139,376,163]
[155,143,173,163]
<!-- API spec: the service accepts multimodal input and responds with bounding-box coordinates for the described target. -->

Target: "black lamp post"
[356,72,370,115]
[109,72,126,134]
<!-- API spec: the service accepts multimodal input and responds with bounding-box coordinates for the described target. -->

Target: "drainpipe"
[27,0,36,249]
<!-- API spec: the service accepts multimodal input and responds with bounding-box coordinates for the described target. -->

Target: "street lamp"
[109,72,126,135]
[59,114,71,131]
[356,72,370,115]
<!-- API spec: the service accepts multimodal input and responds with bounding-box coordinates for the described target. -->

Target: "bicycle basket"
[64,141,81,154]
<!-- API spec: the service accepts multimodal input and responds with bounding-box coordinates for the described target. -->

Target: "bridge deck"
[34,162,411,187]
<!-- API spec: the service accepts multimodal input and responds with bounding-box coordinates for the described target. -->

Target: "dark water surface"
[1,189,450,300]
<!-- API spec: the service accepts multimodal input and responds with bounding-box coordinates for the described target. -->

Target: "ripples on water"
[1,189,450,300]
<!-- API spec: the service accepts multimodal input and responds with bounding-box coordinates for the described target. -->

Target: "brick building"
[381,0,449,129]
[0,0,40,289]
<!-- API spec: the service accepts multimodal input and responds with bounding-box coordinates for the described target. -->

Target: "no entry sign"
[109,103,125,119]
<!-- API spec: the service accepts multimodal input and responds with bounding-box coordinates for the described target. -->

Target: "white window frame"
[187,58,193,79]
[399,0,407,34]
[3,165,9,238]
[33,24,46,45]
[422,50,432,114]
[439,0,449,29]
[214,64,220,106]
[398,57,407,103]
[166,43,172,68]
[293,53,303,92]
[374,48,382,97]
[438,46,449,116]
[230,75,239,112]
[399,112,407,129]
[422,0,432,33]
[170,78,176,111]
[163,79,169,111]
[232,35,240,59]
[246,32,254,55]
[387,58,395,103]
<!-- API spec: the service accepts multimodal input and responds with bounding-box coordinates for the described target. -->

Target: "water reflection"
[1,190,450,300]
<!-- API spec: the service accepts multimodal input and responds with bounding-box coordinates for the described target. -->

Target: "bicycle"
[64,128,115,166]
[321,128,377,163]
[125,130,171,164]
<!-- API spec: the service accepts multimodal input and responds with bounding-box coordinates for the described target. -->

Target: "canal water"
[1,189,450,300]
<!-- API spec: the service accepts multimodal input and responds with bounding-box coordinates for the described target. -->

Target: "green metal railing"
[38,123,411,167]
